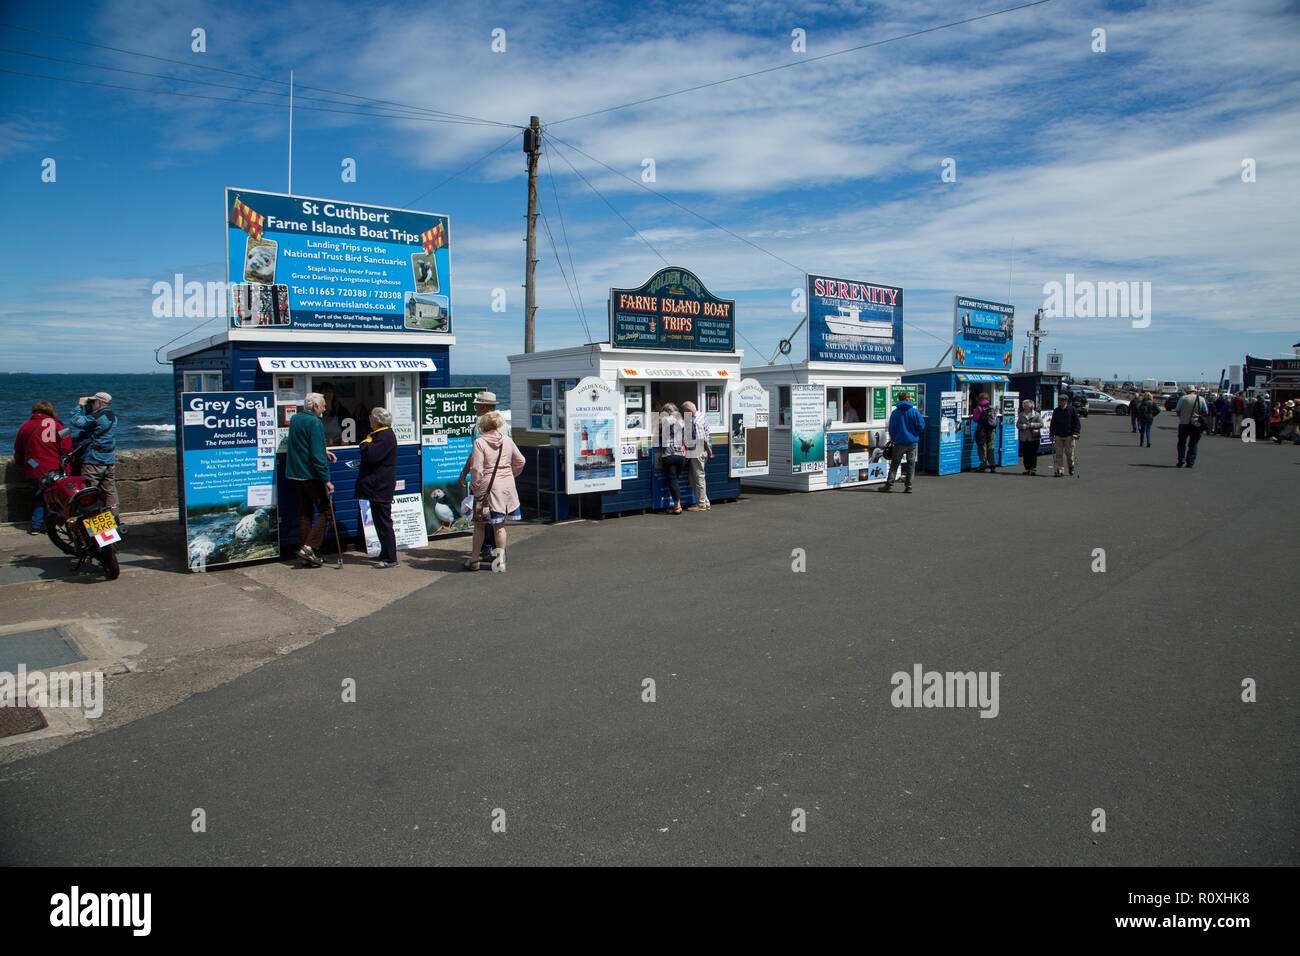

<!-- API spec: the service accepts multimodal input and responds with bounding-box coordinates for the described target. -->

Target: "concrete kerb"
[0,510,554,762]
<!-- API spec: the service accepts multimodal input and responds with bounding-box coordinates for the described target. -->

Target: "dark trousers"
[1019,440,1039,471]
[886,443,916,487]
[1177,424,1202,465]
[660,455,686,505]
[294,479,332,550]
[369,499,396,563]
[1130,412,1138,432]
[975,428,996,467]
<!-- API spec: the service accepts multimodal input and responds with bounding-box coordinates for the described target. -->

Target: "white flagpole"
[288,69,294,194]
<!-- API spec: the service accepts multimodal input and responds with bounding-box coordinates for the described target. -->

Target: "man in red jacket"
[13,401,72,534]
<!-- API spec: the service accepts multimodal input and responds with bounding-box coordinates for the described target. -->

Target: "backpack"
[980,405,999,429]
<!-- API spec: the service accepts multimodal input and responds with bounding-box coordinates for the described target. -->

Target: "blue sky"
[2,0,1297,379]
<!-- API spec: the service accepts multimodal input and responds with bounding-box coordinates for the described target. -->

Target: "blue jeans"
[30,480,47,531]
[1137,420,1152,443]
[1177,424,1201,464]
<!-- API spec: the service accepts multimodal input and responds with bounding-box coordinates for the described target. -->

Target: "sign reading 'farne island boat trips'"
[609,267,735,352]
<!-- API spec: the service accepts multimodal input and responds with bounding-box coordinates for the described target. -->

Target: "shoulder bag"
[475,442,505,521]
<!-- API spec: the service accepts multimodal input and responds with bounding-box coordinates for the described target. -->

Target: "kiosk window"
[183,370,223,392]
[555,378,578,432]
[841,387,866,423]
[825,387,841,423]
[778,386,791,426]
[306,374,414,447]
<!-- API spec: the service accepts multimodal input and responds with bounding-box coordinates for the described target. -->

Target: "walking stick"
[327,489,343,569]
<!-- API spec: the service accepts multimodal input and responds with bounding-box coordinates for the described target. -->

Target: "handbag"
[475,442,505,521]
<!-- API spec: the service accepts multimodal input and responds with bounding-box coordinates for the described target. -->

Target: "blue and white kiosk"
[169,188,455,558]
[903,295,1019,474]
[507,266,745,518]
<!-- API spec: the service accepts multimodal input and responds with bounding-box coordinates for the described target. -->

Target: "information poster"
[872,387,888,420]
[807,274,904,364]
[420,388,481,537]
[566,377,622,493]
[938,391,963,475]
[358,494,430,554]
[728,379,770,478]
[889,383,925,415]
[226,187,452,335]
[1000,392,1020,464]
[953,296,1014,370]
[791,384,826,474]
[825,431,849,485]
[182,391,278,571]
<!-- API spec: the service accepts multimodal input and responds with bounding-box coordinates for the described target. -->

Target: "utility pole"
[523,116,541,352]
[1032,307,1042,372]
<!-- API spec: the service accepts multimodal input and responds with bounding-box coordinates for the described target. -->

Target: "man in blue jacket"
[879,392,925,493]
[68,391,121,524]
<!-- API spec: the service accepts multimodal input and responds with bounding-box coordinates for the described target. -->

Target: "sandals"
[462,558,481,571]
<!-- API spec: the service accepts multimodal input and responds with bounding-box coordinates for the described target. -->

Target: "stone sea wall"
[1,448,178,523]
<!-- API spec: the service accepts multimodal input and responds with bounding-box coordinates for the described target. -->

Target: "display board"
[181,391,278,571]
[725,379,769,478]
[226,187,451,335]
[359,494,429,554]
[807,274,903,364]
[419,388,481,537]
[953,296,1014,370]
[1000,392,1020,463]
[565,377,622,493]
[1046,352,1063,373]
[938,391,963,475]
[790,384,826,474]
[889,383,926,415]
[609,267,735,352]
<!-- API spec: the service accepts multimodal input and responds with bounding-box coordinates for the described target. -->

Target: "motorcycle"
[35,443,122,580]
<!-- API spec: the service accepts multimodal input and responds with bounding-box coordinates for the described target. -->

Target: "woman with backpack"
[973,392,998,473]
[1135,391,1159,447]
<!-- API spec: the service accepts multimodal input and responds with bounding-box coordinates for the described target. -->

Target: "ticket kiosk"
[169,188,455,561]
[507,267,746,517]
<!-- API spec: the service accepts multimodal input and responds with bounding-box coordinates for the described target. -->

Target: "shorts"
[484,507,522,525]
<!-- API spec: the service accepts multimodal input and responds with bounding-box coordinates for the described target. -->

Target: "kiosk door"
[649,380,698,508]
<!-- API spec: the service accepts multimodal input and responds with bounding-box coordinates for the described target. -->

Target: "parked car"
[1164,394,1179,412]
[1071,386,1129,415]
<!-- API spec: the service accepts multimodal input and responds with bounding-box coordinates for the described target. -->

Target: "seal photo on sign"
[243,237,278,284]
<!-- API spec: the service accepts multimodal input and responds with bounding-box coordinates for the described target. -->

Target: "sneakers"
[684,505,704,511]
[904,485,913,494]
[1146,441,1151,447]
[297,545,323,567]
[1176,461,1184,468]
[371,561,399,569]
[878,484,892,493]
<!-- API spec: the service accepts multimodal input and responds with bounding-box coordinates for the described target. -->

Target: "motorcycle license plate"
[84,512,120,546]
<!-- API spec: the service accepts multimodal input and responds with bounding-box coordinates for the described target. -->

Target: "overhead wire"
[546,134,953,358]
[542,148,588,327]
[538,209,592,345]
[547,0,1054,126]
[547,139,670,265]
[0,46,503,123]
[401,130,521,208]
[0,21,518,127]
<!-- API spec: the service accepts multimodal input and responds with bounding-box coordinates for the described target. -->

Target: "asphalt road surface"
[1,414,1296,865]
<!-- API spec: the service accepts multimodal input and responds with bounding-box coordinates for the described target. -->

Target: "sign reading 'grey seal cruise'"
[609,267,735,352]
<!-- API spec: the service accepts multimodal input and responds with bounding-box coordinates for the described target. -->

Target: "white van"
[1159,380,1179,395]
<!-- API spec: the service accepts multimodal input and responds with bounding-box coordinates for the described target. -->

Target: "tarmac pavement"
[0,414,1295,865]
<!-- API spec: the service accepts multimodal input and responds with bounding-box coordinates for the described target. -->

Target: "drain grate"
[0,627,86,674]
[0,705,49,739]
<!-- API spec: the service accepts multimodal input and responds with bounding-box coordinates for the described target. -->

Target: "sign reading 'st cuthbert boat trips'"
[609,267,735,352]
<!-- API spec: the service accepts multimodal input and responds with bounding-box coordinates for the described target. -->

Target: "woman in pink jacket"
[465,411,525,572]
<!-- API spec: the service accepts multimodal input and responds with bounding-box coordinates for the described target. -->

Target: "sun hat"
[473,391,498,406]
